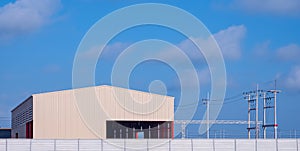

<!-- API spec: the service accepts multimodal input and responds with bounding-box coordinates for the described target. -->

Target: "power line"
[174,93,244,108]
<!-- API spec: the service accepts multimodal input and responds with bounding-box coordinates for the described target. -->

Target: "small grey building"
[0,128,11,138]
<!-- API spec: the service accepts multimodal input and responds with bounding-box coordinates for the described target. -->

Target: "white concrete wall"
[0,139,299,151]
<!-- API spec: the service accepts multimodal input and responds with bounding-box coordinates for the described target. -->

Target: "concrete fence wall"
[0,139,299,151]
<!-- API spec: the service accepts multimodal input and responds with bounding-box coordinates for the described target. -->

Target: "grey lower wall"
[0,139,299,151]
[0,129,11,139]
[11,96,33,138]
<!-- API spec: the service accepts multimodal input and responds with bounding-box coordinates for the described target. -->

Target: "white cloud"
[276,44,300,61]
[0,0,61,39]
[213,25,246,60]
[233,0,300,15]
[157,25,246,62]
[79,42,130,60]
[101,42,130,59]
[197,68,211,85]
[80,25,246,66]
[284,66,300,89]
[76,25,244,90]
[177,39,204,60]
[181,68,210,87]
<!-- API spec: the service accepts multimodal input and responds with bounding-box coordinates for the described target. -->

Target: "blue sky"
[0,0,300,138]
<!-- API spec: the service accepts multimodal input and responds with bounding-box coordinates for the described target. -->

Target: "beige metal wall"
[33,89,97,139]
[33,85,174,139]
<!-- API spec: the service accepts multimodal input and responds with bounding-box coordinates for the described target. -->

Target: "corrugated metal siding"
[98,86,174,121]
[31,85,174,139]
[33,90,97,139]
[11,97,33,138]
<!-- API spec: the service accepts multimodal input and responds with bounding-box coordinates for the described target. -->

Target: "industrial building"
[11,85,174,139]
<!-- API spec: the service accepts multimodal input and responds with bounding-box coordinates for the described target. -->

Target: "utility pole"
[247,93,251,139]
[244,80,281,139]
[262,91,275,139]
[244,84,262,139]
[255,84,259,139]
[263,92,266,139]
[244,91,254,139]
[202,92,211,139]
[273,89,279,139]
[268,80,280,139]
[263,80,281,139]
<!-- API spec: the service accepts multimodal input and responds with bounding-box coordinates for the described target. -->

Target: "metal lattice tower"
[175,120,262,139]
